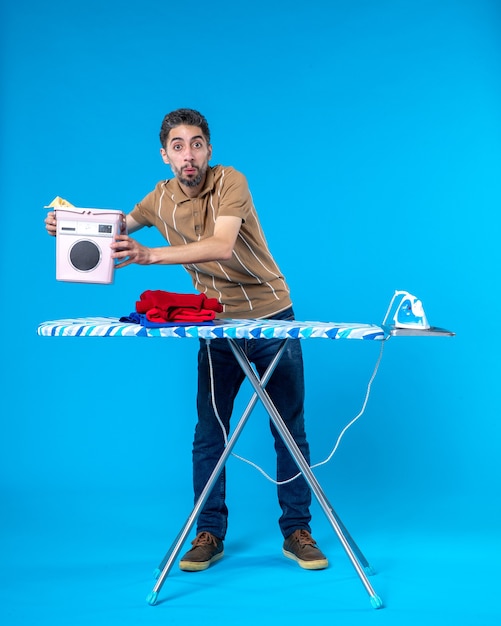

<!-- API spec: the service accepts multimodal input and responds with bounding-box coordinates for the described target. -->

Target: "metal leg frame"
[146,339,289,606]
[147,338,383,609]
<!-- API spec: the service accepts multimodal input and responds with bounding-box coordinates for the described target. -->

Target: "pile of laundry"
[120,289,223,326]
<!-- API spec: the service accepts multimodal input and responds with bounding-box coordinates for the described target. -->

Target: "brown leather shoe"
[283,529,328,570]
[179,531,224,572]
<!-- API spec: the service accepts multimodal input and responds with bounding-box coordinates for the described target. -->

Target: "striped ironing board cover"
[37,317,386,341]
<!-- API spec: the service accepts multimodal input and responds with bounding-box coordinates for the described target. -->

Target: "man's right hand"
[45,211,57,236]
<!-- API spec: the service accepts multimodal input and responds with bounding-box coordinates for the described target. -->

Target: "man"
[45,108,328,572]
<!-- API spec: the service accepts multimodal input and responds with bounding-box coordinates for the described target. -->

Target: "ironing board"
[37,316,453,610]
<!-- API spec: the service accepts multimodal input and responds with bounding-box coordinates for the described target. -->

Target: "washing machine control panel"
[58,220,116,237]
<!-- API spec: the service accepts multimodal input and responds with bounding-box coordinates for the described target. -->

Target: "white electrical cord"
[207,338,387,486]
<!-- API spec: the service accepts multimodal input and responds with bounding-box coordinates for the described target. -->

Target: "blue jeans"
[194,308,312,539]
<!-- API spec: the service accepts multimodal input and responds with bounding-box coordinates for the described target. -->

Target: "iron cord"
[206,338,387,485]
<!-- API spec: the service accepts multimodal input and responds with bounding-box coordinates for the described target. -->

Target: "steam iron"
[382,290,430,330]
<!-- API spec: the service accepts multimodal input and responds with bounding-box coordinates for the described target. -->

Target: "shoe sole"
[179,550,224,572]
[282,548,328,570]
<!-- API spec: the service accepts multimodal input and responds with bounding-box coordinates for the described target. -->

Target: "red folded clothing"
[136,290,223,323]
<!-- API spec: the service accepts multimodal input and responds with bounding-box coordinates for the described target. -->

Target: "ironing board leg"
[322,493,376,575]
[228,339,383,610]
[146,340,289,606]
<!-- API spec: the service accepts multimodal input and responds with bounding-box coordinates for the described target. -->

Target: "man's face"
[160,124,212,189]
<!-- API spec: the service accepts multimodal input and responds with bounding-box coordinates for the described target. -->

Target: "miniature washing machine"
[55,208,126,284]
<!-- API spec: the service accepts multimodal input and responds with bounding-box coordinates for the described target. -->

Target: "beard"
[176,164,207,188]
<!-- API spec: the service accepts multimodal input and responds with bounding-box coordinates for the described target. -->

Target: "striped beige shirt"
[130,165,292,319]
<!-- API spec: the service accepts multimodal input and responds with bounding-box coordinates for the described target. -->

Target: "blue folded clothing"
[119,312,215,328]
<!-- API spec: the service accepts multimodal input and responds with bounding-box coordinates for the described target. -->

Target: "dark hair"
[159,108,211,148]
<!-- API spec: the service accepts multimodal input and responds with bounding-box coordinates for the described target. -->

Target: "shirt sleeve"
[130,205,152,227]
[215,168,253,223]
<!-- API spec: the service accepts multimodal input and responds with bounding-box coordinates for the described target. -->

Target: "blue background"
[1,1,500,624]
